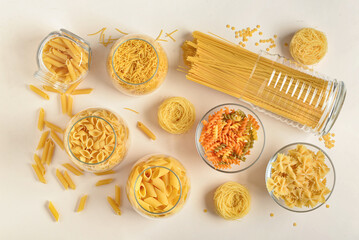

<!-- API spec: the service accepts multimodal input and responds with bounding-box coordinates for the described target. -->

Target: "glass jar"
[34,29,92,92]
[241,51,346,136]
[106,34,168,96]
[63,108,130,173]
[126,154,190,218]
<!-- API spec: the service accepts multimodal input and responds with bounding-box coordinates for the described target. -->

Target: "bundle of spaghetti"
[182,31,330,130]
[200,107,259,170]
[290,28,327,65]
[214,182,251,220]
[158,97,196,134]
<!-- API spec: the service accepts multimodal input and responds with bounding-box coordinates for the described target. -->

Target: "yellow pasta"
[36,130,49,150]
[123,108,139,114]
[62,163,84,176]
[76,195,88,212]
[51,130,64,150]
[65,80,83,94]
[71,88,93,95]
[94,170,116,176]
[95,178,114,186]
[107,196,121,215]
[48,201,59,222]
[32,164,46,184]
[34,154,45,175]
[46,139,55,166]
[38,108,45,131]
[56,169,69,189]
[63,171,76,189]
[41,139,51,164]
[67,95,73,117]
[61,94,67,114]
[115,28,128,35]
[137,121,156,140]
[45,121,64,134]
[43,85,61,93]
[115,185,121,206]
[29,85,49,100]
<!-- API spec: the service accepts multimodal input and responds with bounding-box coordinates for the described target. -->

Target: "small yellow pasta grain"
[226,24,230,28]
[293,222,297,227]
[56,169,69,189]
[231,27,235,30]
[137,121,156,140]
[41,139,51,164]
[326,204,330,208]
[284,43,289,47]
[107,196,121,215]
[48,201,59,222]
[77,195,88,212]
[255,42,259,46]
[270,213,274,217]
[60,94,67,114]
[45,121,64,134]
[43,85,61,94]
[256,25,260,28]
[38,108,45,131]
[95,178,114,186]
[123,108,139,114]
[71,88,93,95]
[51,130,64,150]
[259,32,263,35]
[115,185,121,206]
[32,164,46,184]
[266,48,270,51]
[274,34,278,38]
[67,95,73,117]
[204,209,208,213]
[29,85,50,100]
[34,154,45,175]
[46,140,55,166]
[62,163,83,176]
[94,170,116,176]
[63,171,76,189]
[36,130,49,150]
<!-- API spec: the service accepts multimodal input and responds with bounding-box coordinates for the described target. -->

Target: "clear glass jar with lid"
[34,29,91,92]
[63,108,130,173]
[106,34,168,96]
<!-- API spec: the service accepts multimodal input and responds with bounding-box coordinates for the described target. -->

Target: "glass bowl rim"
[264,142,336,213]
[111,36,159,86]
[195,103,266,173]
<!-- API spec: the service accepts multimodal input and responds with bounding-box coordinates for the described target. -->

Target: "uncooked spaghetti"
[158,97,196,134]
[214,182,251,220]
[290,28,327,65]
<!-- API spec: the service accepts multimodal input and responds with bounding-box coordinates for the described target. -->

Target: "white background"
[1,0,359,239]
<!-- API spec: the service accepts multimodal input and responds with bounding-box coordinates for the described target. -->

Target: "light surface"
[1,0,359,239]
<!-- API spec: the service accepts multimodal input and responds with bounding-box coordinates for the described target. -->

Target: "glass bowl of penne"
[126,154,190,218]
[34,29,92,92]
[106,34,168,96]
[195,103,265,173]
[265,143,336,213]
[63,108,130,173]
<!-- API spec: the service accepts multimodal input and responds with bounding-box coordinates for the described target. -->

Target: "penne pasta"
[107,196,121,215]
[38,108,45,131]
[51,130,64,150]
[48,201,59,222]
[67,95,73,117]
[65,80,82,94]
[34,154,45,175]
[60,94,67,114]
[45,121,64,134]
[71,88,93,95]
[95,178,114,186]
[46,140,55,166]
[43,85,62,93]
[115,185,121,206]
[76,195,88,212]
[137,121,156,140]
[43,57,65,68]
[63,171,76,189]
[32,164,46,184]
[36,130,49,150]
[56,169,69,189]
[62,163,83,176]
[94,170,115,176]
[29,85,49,100]
[41,139,51,164]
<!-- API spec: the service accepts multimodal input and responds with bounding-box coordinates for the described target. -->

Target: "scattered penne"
[56,169,69,189]
[94,170,115,176]
[41,139,51,164]
[63,171,76,189]
[123,108,139,114]
[45,121,64,134]
[65,80,82,94]
[107,196,121,215]
[76,195,88,212]
[32,164,46,184]
[33,154,45,175]
[115,185,121,206]
[29,85,50,100]
[71,88,93,95]
[51,130,64,150]
[62,163,83,176]
[38,108,45,131]
[48,201,59,222]
[137,121,156,140]
[67,95,73,117]
[43,85,61,94]
[36,130,49,150]
[61,94,67,114]
[46,140,55,165]
[95,178,114,186]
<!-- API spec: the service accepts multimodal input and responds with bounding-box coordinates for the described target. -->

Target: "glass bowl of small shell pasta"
[64,108,130,173]
[126,154,190,218]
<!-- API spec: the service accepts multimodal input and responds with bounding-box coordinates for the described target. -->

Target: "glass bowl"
[63,108,130,173]
[126,154,190,219]
[195,103,265,173]
[265,142,336,213]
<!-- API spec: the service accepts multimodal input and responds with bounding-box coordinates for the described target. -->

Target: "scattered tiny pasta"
[95,178,114,186]
[29,85,50,100]
[137,121,156,140]
[77,195,88,212]
[48,201,59,222]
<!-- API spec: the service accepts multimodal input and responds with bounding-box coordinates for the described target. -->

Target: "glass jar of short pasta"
[106,34,168,96]
[126,154,190,218]
[34,29,92,92]
[63,108,130,173]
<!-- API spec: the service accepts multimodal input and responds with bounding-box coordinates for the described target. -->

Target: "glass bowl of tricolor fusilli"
[195,103,265,173]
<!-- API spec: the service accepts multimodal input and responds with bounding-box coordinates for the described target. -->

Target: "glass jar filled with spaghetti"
[106,34,168,96]
[34,29,92,92]
[126,154,190,218]
[63,108,130,173]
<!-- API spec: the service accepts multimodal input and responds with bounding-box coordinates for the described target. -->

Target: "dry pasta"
[61,94,67,114]
[115,185,121,206]
[71,88,93,95]
[76,195,88,212]
[56,169,69,189]
[94,170,115,176]
[48,201,59,222]
[123,108,139,114]
[266,144,331,208]
[43,85,61,93]
[46,139,55,165]
[62,163,83,176]
[51,130,64,150]
[107,196,121,215]
[67,95,73,117]
[95,178,114,186]
[157,97,196,134]
[36,130,49,150]
[137,121,156,140]
[63,171,76,189]
[213,182,251,220]
[65,80,83,94]
[32,164,46,184]
[45,121,64,134]
[38,108,45,131]
[29,85,49,100]
[41,139,51,164]
[290,28,327,65]
[34,154,45,175]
